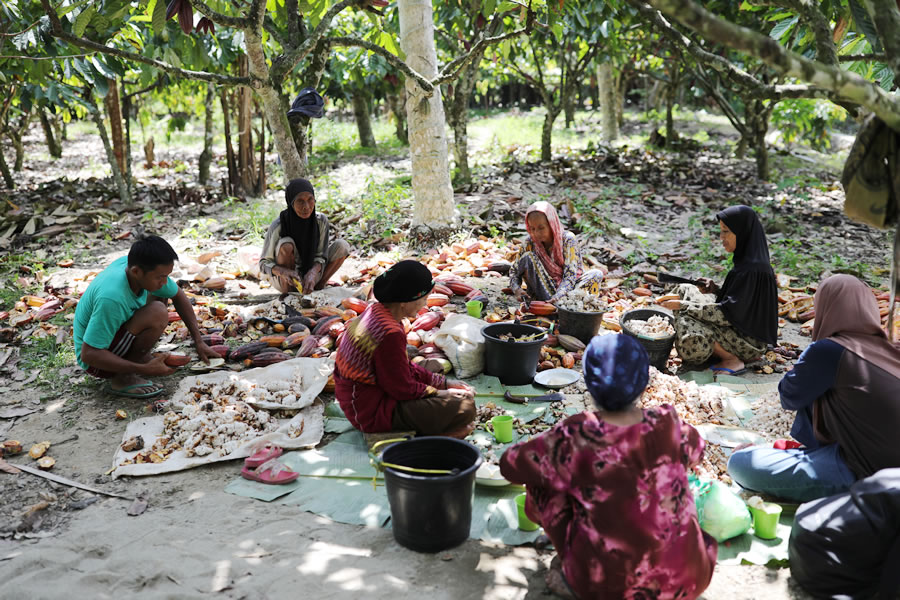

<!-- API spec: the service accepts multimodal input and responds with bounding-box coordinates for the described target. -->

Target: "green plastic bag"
[689,474,752,542]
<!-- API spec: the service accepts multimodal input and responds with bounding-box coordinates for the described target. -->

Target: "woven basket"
[620,308,676,370]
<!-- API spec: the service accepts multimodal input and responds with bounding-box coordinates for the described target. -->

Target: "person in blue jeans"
[728,275,900,502]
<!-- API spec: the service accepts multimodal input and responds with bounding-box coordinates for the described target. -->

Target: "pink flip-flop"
[244,443,284,468]
[240,459,299,485]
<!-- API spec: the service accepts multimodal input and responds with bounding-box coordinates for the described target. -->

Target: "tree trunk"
[288,39,330,167]
[352,91,376,148]
[9,130,24,171]
[0,146,14,189]
[9,110,31,171]
[122,87,133,185]
[199,83,215,184]
[254,102,266,196]
[89,98,132,205]
[39,109,62,158]
[563,90,576,128]
[615,73,626,127]
[220,89,238,196]
[104,78,126,174]
[386,89,408,144]
[447,58,482,186]
[244,32,306,182]
[589,72,600,110]
[541,105,561,162]
[237,55,256,194]
[665,81,676,147]
[399,0,456,228]
[598,63,618,143]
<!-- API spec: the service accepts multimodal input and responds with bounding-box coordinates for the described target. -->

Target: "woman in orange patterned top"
[334,260,476,437]
[509,201,605,304]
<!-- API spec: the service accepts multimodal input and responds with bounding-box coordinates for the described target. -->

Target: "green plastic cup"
[490,415,514,443]
[466,300,483,318]
[750,502,782,540]
[515,493,539,531]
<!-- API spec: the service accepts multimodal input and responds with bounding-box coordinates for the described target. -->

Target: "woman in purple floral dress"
[500,334,717,599]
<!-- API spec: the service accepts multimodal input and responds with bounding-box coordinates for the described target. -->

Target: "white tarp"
[111,358,332,478]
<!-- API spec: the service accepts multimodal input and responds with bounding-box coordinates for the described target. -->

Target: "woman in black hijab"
[258,178,350,293]
[661,205,778,374]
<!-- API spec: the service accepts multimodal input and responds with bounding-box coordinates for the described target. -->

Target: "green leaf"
[874,63,894,91]
[90,63,109,97]
[73,5,96,37]
[73,58,95,85]
[91,56,118,79]
[151,0,166,35]
[497,1,517,11]
[848,0,882,53]
[379,32,401,57]
[483,0,497,18]
[768,16,797,42]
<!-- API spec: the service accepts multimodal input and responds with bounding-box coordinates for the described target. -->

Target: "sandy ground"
[0,443,811,600]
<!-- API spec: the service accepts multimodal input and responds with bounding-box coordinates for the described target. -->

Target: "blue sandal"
[105,382,165,399]
[710,366,748,376]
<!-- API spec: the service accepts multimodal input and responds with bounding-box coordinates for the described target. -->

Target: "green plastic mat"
[228,376,793,560]
[225,429,542,544]
[716,513,794,566]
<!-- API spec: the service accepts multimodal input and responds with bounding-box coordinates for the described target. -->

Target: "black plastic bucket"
[558,306,607,344]
[383,437,483,553]
[482,323,546,385]
[620,308,676,370]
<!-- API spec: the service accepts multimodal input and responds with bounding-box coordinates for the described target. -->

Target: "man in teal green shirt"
[74,235,217,398]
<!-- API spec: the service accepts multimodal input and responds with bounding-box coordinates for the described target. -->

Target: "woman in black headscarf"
[661,205,778,374]
[258,178,350,293]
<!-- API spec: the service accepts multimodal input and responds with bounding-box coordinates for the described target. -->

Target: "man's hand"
[141,353,176,376]
[513,289,530,304]
[194,339,218,364]
[661,299,682,311]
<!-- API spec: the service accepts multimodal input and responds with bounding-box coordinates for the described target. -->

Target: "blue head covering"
[582,334,650,411]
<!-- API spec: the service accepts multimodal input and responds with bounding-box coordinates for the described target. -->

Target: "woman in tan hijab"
[728,274,900,502]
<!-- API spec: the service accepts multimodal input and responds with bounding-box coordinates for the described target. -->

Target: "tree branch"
[328,36,434,93]
[432,24,532,87]
[270,0,359,84]
[263,15,289,48]
[285,0,300,45]
[40,0,255,87]
[639,0,897,124]
[838,53,887,62]
[248,0,267,30]
[191,1,249,29]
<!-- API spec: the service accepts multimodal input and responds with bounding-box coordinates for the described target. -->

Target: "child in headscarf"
[728,274,900,502]
[662,205,778,374]
[258,178,350,293]
[334,260,476,437]
[509,201,605,303]
[500,334,717,600]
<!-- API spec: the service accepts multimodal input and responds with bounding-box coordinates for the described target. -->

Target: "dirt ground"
[1,112,888,599]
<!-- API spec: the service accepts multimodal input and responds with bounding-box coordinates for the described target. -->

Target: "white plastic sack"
[433,313,486,378]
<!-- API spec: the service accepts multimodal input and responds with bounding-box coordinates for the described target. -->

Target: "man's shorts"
[85,326,135,378]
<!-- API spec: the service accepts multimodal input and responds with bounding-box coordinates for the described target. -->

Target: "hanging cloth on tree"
[287,88,325,120]
[841,115,900,341]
